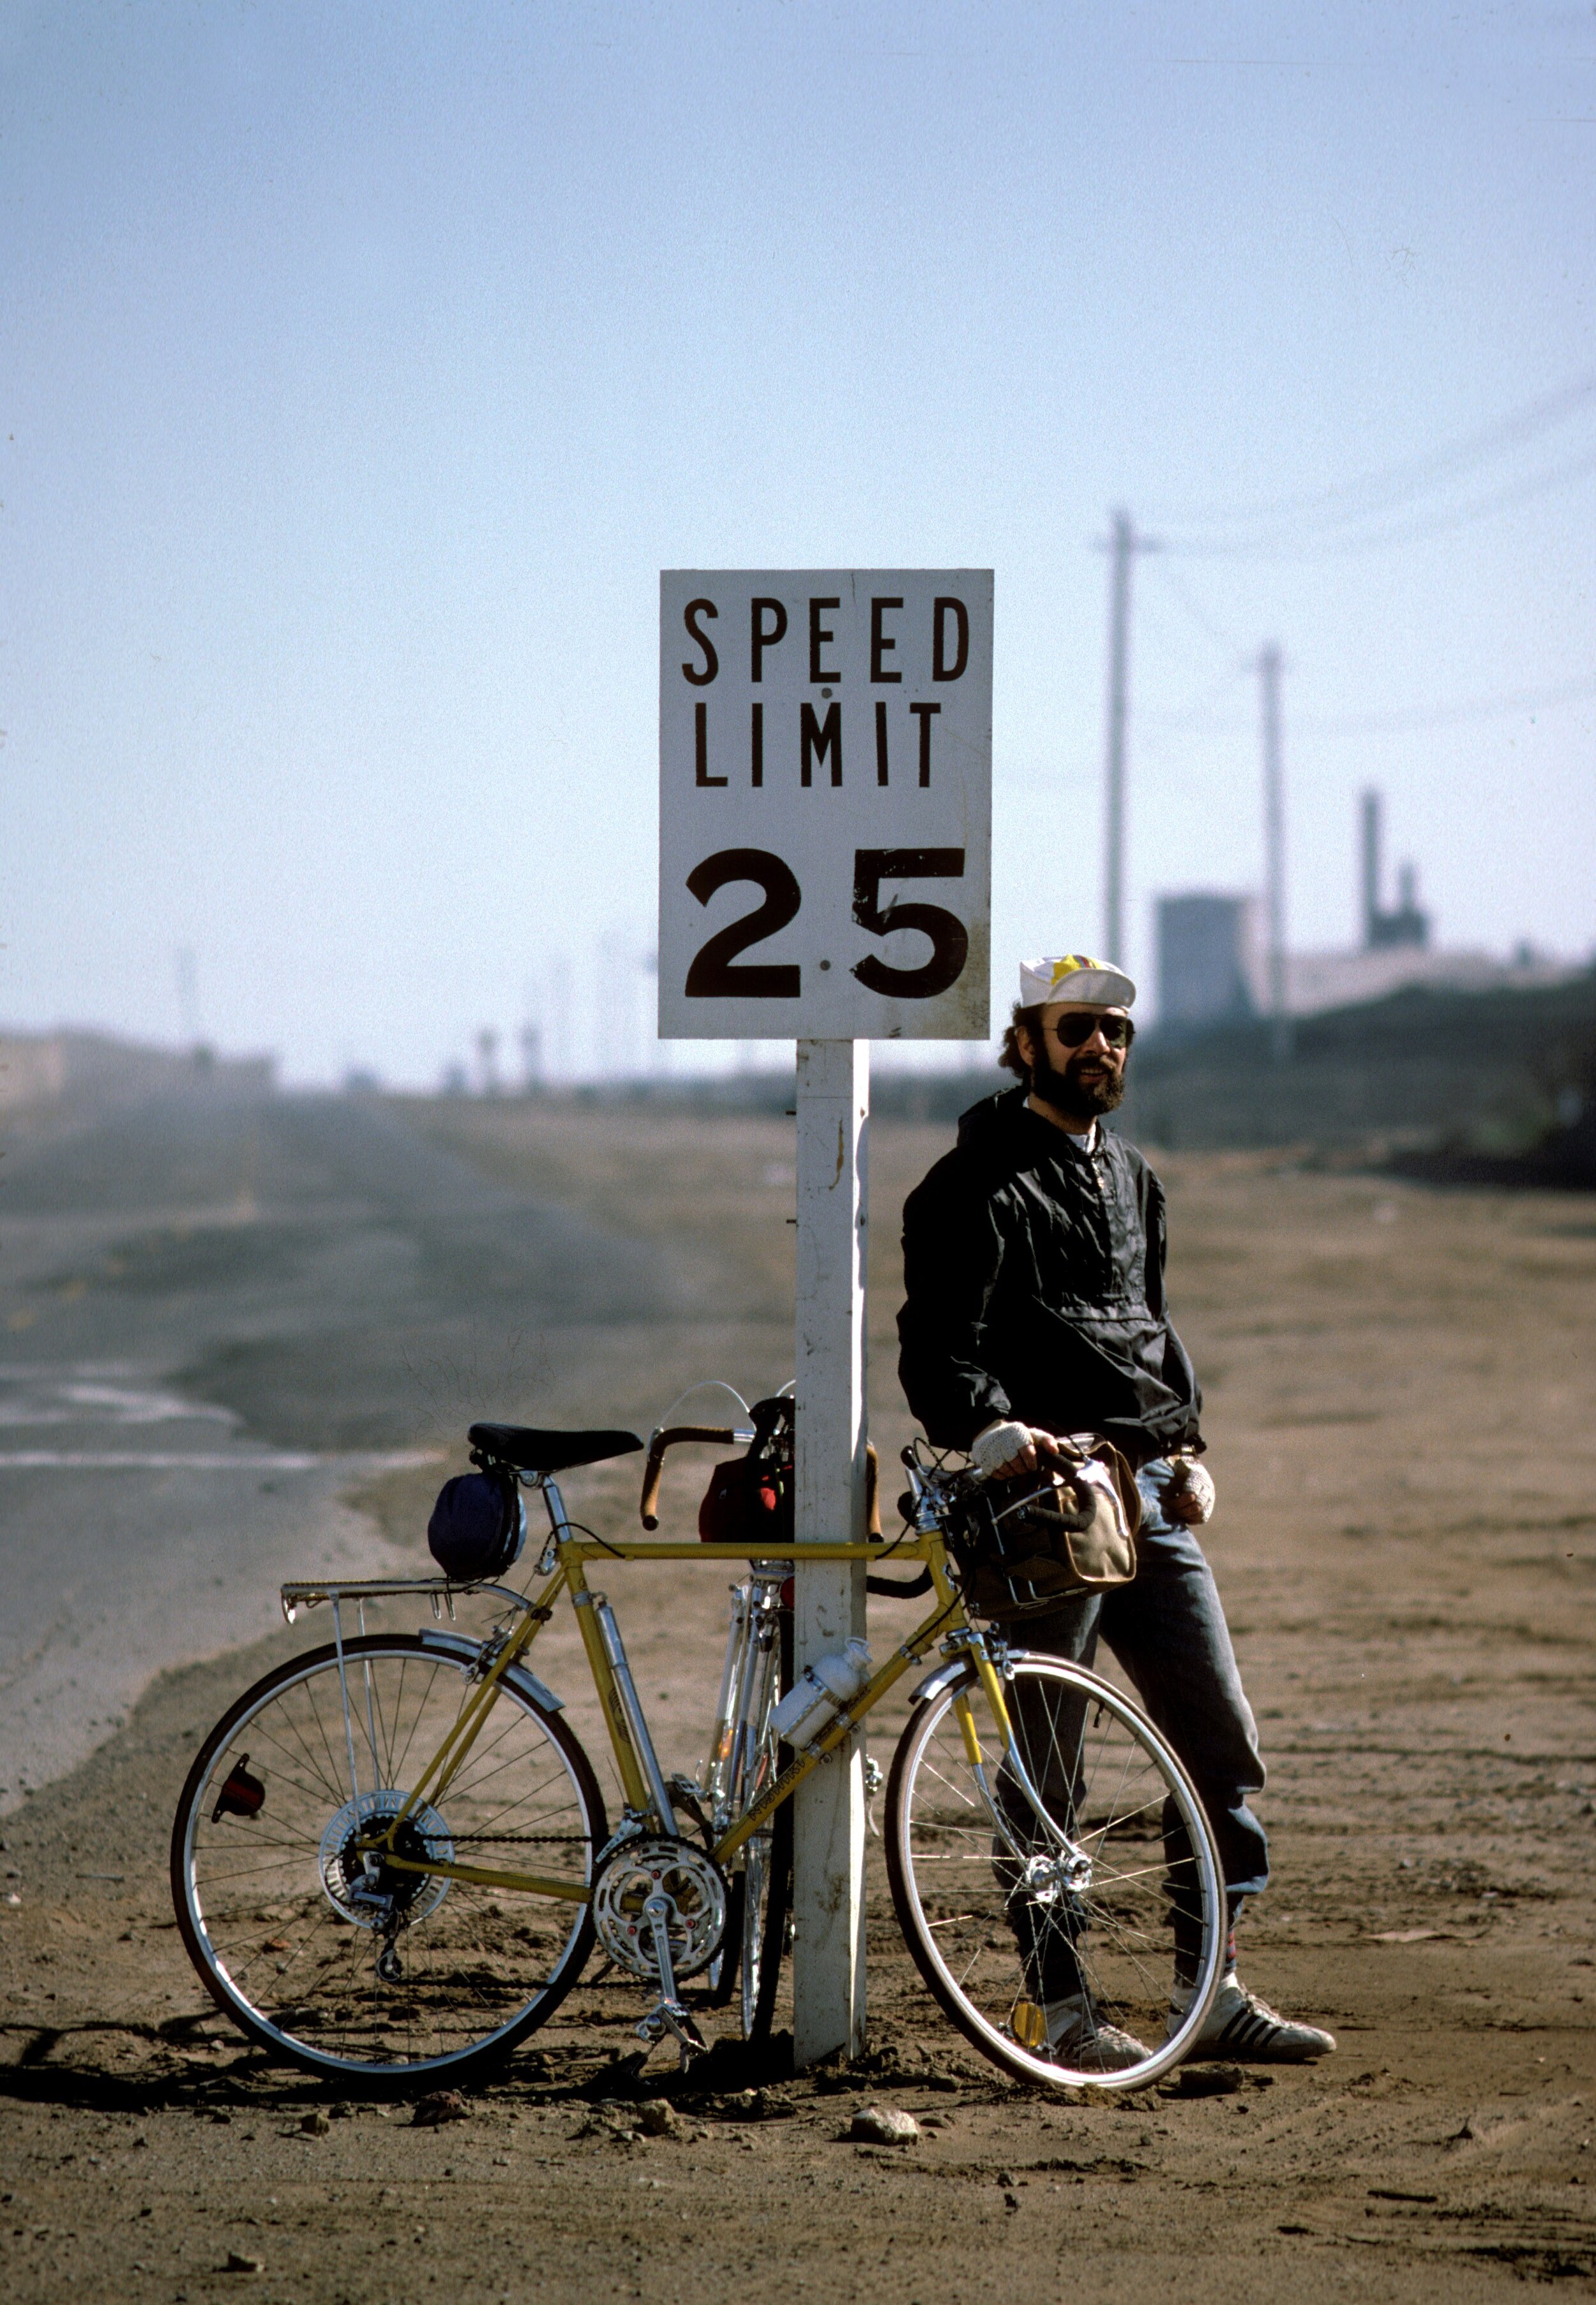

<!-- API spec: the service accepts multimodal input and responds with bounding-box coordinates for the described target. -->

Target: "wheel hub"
[1020,1847,1093,1905]
[591,1835,726,1980]
[318,1790,454,1929]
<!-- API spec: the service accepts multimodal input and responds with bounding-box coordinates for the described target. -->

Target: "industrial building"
[1156,895,1258,1031]
[0,1030,275,1112]
[1155,787,1574,1030]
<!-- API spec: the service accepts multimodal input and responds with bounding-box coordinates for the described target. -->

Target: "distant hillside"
[465,972,1596,1179]
[1122,972,1596,1179]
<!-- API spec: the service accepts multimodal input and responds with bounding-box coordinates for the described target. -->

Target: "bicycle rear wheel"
[886,1654,1225,2090]
[703,1590,792,2040]
[170,1633,605,2087]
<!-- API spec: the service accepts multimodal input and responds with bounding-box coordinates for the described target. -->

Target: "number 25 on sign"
[658,571,993,1040]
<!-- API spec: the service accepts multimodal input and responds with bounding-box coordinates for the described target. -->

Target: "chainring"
[591,1834,727,1981]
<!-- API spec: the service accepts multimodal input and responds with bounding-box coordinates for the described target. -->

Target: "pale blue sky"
[4,1,1592,1084]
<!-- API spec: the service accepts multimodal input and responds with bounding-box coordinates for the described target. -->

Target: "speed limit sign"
[658,571,992,1039]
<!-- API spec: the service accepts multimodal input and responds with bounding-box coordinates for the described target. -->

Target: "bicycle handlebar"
[638,1427,884,1539]
[638,1426,745,1529]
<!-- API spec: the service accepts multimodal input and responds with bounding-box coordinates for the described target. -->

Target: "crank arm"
[635,1889,707,2069]
[642,1890,681,2002]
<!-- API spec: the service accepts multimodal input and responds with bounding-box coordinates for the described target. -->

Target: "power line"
[1300,671,1596,735]
[1163,442,1596,561]
[1145,559,1247,654]
[1136,665,1249,734]
[1154,370,1596,547]
[1143,670,1596,737]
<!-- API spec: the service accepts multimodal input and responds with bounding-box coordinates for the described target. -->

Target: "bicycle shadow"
[0,2010,809,2116]
[0,2011,317,2115]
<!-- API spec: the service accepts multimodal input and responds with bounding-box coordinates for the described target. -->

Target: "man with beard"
[898,953,1336,2071]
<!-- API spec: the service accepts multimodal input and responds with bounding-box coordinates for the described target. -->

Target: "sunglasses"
[1049,1011,1134,1051]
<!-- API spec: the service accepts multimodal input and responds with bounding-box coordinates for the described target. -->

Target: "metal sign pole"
[791,1036,869,2065]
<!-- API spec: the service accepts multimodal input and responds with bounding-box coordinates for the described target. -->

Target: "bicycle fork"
[956,1647,1096,1898]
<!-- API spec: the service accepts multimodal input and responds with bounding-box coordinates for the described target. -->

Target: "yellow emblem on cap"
[1049,954,1106,988]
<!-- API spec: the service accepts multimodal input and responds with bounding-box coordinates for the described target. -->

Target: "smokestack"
[1360,789,1381,952]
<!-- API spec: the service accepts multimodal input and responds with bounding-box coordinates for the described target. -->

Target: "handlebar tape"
[638,1426,741,1529]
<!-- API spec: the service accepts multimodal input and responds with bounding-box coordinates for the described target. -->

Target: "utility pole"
[1097,510,1156,964]
[1257,644,1292,1063]
[174,948,201,1047]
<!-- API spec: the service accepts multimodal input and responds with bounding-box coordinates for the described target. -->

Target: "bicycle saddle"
[467,1423,644,1474]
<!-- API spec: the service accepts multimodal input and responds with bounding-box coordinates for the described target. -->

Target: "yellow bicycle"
[170,1408,1226,2093]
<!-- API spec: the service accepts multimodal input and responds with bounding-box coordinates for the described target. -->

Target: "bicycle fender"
[908,1659,974,1707]
[910,1649,1130,1712]
[417,1629,565,1713]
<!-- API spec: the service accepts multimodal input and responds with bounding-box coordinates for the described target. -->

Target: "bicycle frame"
[700,1568,785,1834]
[279,1469,1086,1909]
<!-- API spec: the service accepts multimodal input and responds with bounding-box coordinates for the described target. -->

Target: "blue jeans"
[1007,1460,1269,1989]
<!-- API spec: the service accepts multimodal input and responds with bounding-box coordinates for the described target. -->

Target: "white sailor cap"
[1019,954,1137,1009]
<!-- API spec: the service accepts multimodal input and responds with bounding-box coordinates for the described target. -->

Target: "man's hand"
[970,1420,1065,1480]
[1164,1453,1216,1525]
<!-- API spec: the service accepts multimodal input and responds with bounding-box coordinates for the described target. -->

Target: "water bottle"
[769,1638,874,1748]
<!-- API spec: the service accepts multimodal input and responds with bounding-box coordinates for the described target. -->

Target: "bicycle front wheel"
[886,1655,1225,2091]
[171,1633,606,2087]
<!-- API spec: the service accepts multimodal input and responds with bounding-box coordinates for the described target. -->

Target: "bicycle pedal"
[636,1997,706,2069]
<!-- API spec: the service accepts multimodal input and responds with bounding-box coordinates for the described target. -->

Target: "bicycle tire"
[742,1602,794,2041]
[735,1793,792,2043]
[170,1632,606,2089]
[885,1654,1226,2091]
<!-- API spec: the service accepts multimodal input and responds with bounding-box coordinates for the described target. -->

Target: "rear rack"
[280,1576,541,1626]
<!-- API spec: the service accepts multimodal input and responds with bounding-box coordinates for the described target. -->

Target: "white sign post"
[659,570,993,2064]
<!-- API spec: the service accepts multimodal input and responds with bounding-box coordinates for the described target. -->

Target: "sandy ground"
[2,1095,1593,2302]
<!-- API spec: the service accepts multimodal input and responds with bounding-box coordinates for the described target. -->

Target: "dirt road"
[2,1096,1593,2301]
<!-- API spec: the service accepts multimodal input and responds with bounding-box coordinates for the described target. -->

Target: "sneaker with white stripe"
[1044,1993,1152,2073]
[1167,1973,1336,2062]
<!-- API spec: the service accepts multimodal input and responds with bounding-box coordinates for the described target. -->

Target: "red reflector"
[212,1754,266,1822]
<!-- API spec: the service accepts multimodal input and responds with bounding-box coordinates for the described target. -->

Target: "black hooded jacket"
[897,1086,1201,1464]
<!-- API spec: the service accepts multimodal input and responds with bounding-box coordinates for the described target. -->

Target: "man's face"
[1022,1003,1131,1120]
